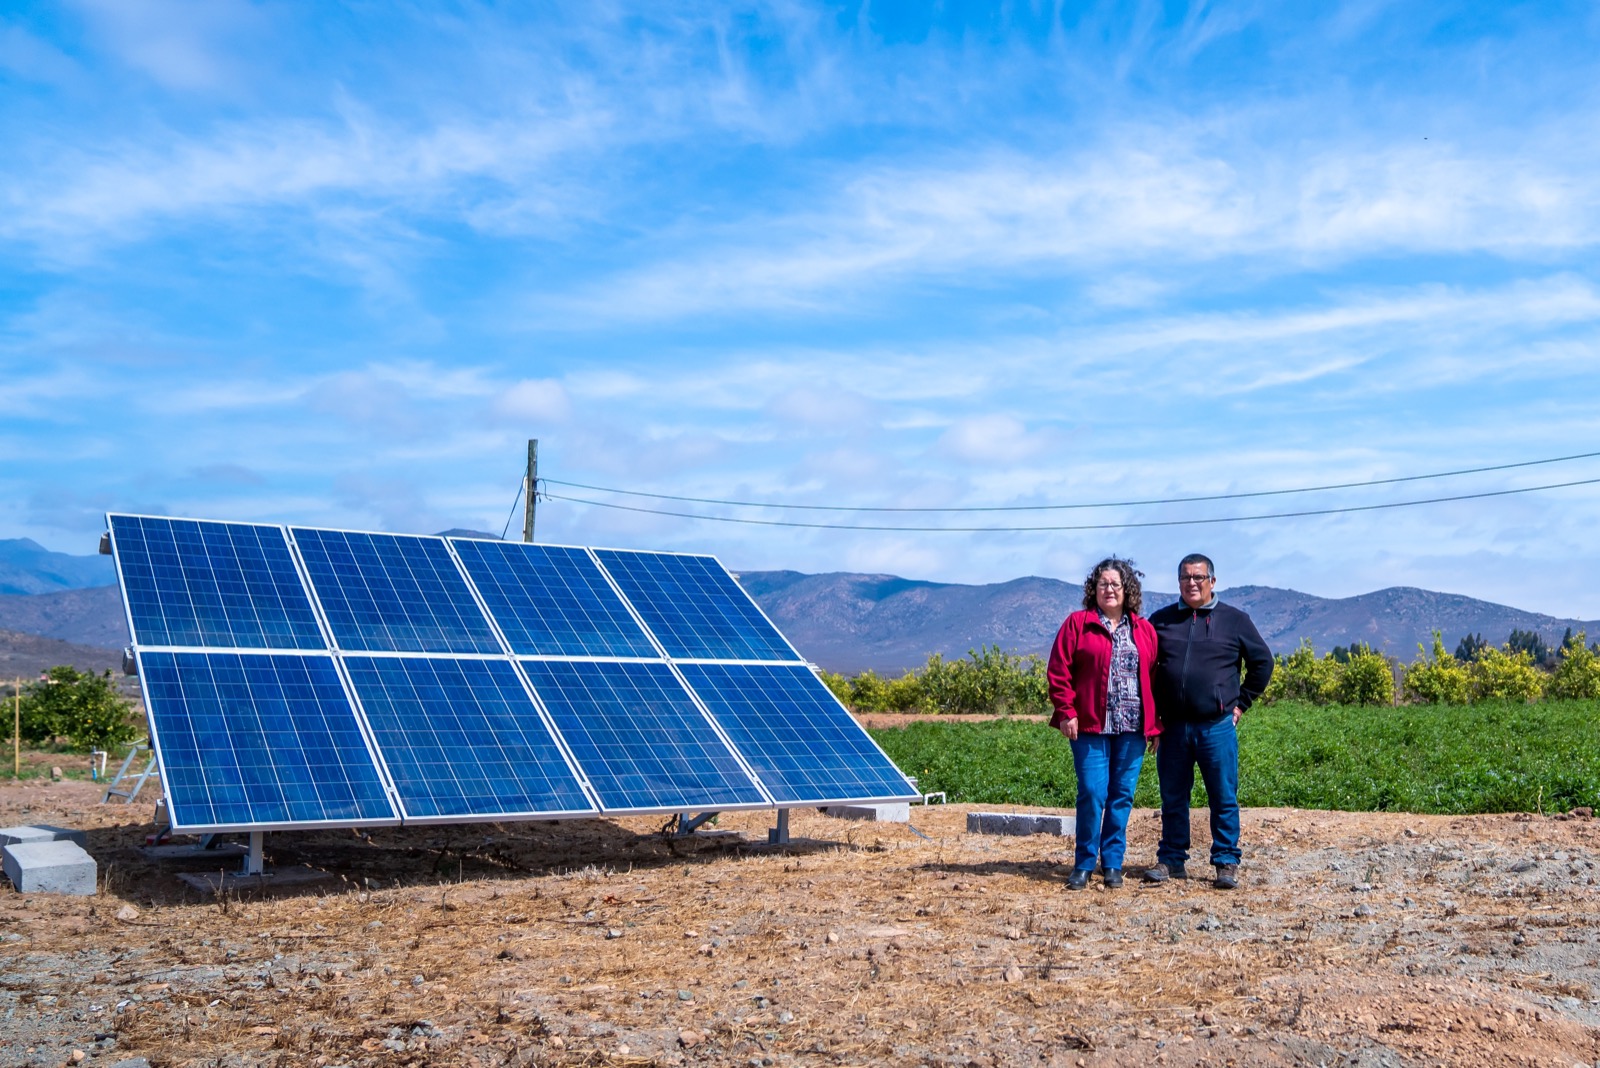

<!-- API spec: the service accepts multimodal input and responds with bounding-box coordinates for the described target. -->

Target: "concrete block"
[966,812,1072,837]
[0,824,89,848]
[823,803,911,823]
[3,840,98,895]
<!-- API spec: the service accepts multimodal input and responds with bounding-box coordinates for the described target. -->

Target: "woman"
[1047,558,1160,889]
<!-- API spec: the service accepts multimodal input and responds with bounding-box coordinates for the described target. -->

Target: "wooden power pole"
[522,439,538,543]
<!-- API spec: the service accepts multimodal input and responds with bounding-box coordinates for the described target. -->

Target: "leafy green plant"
[1403,633,1472,705]
[1260,639,1339,705]
[1469,645,1545,703]
[19,666,140,752]
[819,669,853,706]
[1334,646,1395,706]
[1548,630,1600,700]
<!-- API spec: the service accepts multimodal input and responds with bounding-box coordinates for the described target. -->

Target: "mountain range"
[1,537,1597,676]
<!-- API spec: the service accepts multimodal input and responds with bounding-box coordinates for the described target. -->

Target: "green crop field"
[868,699,1600,814]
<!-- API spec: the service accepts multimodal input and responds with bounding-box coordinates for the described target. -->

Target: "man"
[1144,554,1273,890]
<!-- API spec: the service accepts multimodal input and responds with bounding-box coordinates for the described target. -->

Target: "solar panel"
[109,515,325,650]
[520,659,768,812]
[291,528,501,654]
[343,655,595,820]
[110,512,923,836]
[593,549,801,662]
[451,540,657,658]
[139,651,398,832]
[677,663,920,804]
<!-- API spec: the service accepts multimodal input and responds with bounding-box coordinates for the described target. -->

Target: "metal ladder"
[102,744,159,804]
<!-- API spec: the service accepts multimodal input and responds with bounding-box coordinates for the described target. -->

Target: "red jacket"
[1047,609,1161,737]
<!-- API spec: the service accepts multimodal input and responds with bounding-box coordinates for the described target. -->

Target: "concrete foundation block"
[0,824,89,848]
[823,803,911,823]
[3,840,98,895]
[966,812,1072,837]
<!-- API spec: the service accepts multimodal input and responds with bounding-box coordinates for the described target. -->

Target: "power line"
[542,448,1600,513]
[543,475,1600,532]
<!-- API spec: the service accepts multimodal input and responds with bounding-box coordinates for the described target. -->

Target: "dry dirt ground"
[4,774,1600,1068]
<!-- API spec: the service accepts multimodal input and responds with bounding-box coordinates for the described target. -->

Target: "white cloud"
[937,414,1058,464]
[67,0,264,91]
[493,378,572,423]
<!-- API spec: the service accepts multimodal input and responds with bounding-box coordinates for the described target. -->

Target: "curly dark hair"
[1080,557,1144,616]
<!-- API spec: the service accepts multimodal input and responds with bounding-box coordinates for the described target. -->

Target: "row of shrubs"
[820,646,1050,715]
[822,630,1600,714]
[1268,630,1600,706]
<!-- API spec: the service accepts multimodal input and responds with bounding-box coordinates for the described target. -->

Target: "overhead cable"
[541,448,1600,513]
[542,476,1600,532]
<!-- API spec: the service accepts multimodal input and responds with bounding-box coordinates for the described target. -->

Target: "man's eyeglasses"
[1179,574,1213,585]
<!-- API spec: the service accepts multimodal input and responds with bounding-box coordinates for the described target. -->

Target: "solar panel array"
[109,514,918,834]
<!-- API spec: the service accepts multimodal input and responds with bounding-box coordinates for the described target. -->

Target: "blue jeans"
[1156,716,1240,867]
[1070,732,1146,872]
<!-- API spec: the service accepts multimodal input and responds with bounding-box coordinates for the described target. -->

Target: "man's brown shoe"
[1142,862,1187,883]
[1214,864,1239,890]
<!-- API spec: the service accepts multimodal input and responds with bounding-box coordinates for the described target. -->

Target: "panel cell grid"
[678,663,920,804]
[520,660,766,812]
[452,540,656,658]
[140,651,397,830]
[110,515,325,650]
[292,529,501,654]
[593,549,800,662]
[343,656,594,819]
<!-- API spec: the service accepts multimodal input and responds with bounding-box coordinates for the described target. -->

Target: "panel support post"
[522,439,538,543]
[767,808,790,845]
[676,811,719,836]
[244,831,265,876]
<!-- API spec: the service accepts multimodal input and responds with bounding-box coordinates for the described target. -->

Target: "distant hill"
[736,571,1600,674]
[0,586,128,647]
[0,538,114,595]
[0,628,121,680]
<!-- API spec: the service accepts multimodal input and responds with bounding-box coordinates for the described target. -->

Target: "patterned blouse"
[1098,612,1142,734]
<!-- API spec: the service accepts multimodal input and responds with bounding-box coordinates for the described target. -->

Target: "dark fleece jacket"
[1148,600,1274,722]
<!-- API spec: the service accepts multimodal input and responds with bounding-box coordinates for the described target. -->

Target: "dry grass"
[3,777,1600,1067]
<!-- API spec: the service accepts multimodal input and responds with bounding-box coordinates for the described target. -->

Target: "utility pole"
[522,439,538,543]
[12,677,20,780]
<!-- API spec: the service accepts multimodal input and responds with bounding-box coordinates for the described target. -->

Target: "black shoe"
[1142,862,1187,883]
[1066,869,1091,891]
[1214,863,1239,890]
[1103,869,1124,888]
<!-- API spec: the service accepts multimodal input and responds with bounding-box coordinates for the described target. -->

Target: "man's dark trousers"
[1155,716,1240,867]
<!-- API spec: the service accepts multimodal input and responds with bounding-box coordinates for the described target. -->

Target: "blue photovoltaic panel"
[343,656,594,819]
[140,651,397,831]
[521,659,767,811]
[109,515,325,650]
[292,529,501,654]
[678,663,920,804]
[452,540,656,658]
[593,549,800,662]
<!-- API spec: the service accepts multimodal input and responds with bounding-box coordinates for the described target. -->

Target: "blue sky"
[4,1,1600,618]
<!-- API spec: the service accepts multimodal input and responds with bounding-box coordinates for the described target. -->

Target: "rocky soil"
[3,777,1600,1067]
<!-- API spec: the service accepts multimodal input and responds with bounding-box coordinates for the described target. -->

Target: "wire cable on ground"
[541,448,1600,513]
[542,475,1600,532]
